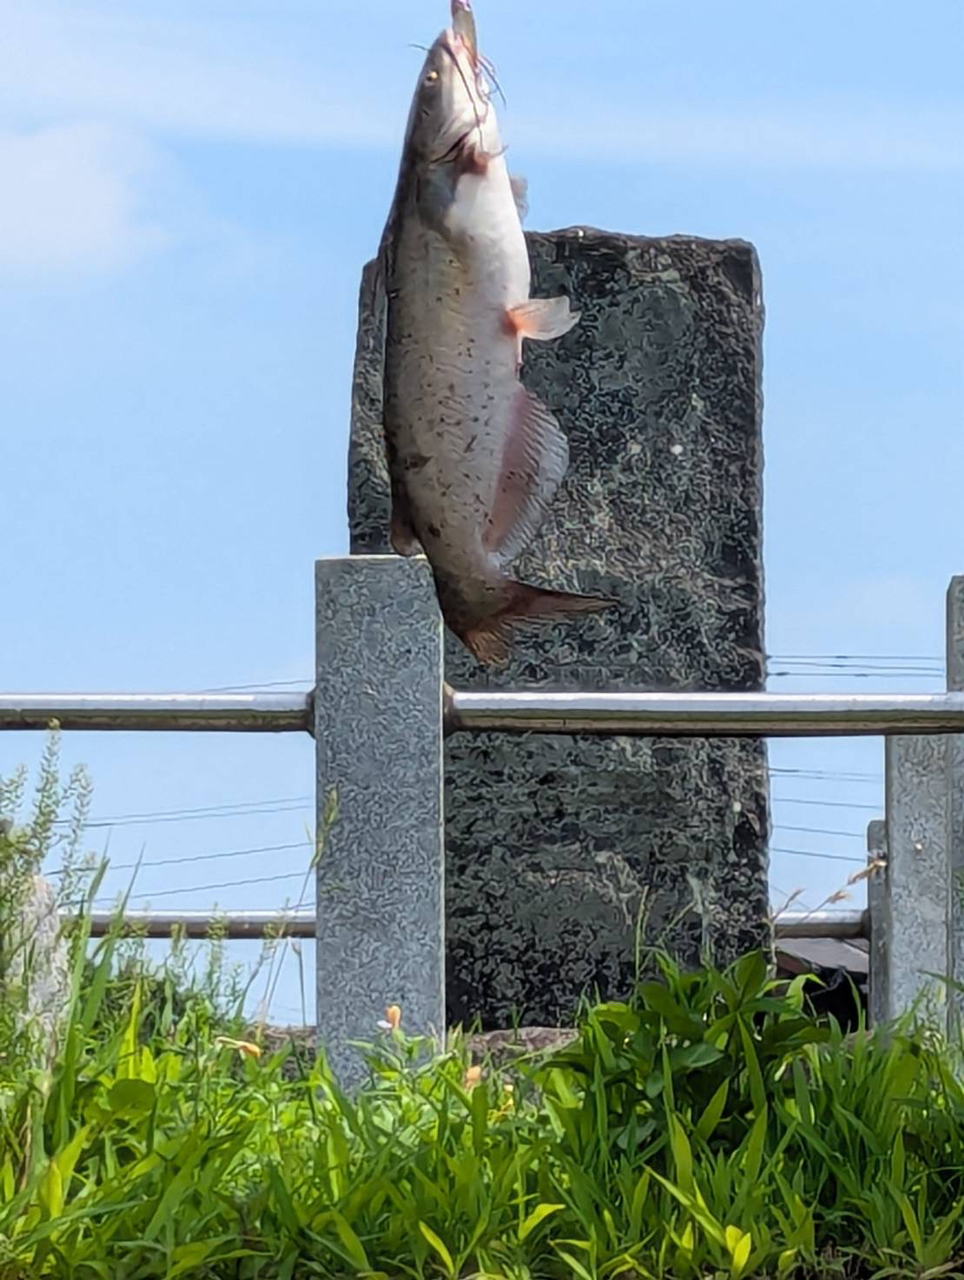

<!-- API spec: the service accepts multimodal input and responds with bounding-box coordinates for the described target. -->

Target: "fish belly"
[385,210,522,584]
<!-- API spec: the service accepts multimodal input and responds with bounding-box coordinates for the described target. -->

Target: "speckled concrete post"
[314,556,444,1088]
[946,576,964,1032]
[349,230,770,1029]
[883,734,949,1025]
[866,818,888,1027]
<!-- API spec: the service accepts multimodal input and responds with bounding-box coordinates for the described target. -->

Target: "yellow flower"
[464,1065,483,1090]
[214,1036,262,1060]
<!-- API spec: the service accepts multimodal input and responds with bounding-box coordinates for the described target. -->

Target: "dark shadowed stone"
[348,228,771,1030]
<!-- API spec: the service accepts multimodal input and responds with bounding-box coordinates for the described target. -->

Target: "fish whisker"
[476,53,506,108]
[442,39,490,145]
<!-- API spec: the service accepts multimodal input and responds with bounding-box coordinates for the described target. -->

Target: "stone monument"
[349,228,770,1029]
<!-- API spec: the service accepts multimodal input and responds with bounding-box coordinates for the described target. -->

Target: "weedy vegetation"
[1,740,962,1278]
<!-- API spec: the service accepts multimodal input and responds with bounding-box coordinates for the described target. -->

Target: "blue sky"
[2,0,962,1021]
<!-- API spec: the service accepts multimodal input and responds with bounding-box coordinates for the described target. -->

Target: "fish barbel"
[376,1,612,664]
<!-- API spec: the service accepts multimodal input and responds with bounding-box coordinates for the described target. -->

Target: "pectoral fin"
[505,296,581,342]
[483,387,569,566]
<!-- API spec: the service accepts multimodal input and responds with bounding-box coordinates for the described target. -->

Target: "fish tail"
[461,580,615,665]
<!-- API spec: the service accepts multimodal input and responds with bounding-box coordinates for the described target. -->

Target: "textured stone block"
[315,556,444,1086]
[349,229,770,1028]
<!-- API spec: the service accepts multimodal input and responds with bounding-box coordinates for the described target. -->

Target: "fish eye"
[425,69,440,84]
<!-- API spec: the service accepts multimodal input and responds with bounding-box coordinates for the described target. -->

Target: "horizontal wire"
[96,870,314,903]
[775,823,866,840]
[770,846,865,865]
[201,679,313,693]
[770,768,881,783]
[772,795,881,812]
[63,797,313,830]
[51,839,313,877]
[767,653,942,662]
[767,671,943,680]
[767,658,942,669]
[46,769,885,836]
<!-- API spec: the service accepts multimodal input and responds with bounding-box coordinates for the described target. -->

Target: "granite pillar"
[349,229,770,1028]
[314,556,445,1086]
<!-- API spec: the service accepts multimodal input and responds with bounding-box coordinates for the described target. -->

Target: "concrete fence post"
[865,817,888,1027]
[884,649,952,1026]
[314,555,444,1089]
[876,574,964,1033]
[946,576,964,1033]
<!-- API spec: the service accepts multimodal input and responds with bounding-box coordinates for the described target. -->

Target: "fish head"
[402,13,492,165]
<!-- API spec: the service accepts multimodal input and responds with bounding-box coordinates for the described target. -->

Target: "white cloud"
[0,123,168,275]
[0,1,400,149]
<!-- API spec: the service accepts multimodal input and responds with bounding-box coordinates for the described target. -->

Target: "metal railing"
[5,689,964,739]
[81,908,868,942]
[0,693,312,734]
[3,556,963,1085]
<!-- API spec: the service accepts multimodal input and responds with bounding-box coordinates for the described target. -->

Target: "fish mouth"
[429,28,487,165]
[451,0,478,64]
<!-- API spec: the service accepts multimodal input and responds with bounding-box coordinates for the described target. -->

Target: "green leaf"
[737,1017,767,1115]
[742,1104,768,1186]
[329,1211,371,1273]
[696,1078,730,1141]
[629,1170,651,1236]
[51,1123,93,1198]
[117,979,142,1079]
[108,1078,156,1114]
[418,1222,455,1277]
[519,1203,565,1242]
[672,1040,724,1070]
[667,1113,693,1196]
[554,1248,595,1280]
[892,1187,924,1261]
[777,1247,798,1276]
[726,1225,752,1276]
[37,1159,64,1220]
[733,950,769,1001]
[166,1240,220,1278]
[891,1129,906,1188]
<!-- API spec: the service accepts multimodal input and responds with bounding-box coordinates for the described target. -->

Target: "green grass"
[0,931,962,1279]
[2,738,962,1277]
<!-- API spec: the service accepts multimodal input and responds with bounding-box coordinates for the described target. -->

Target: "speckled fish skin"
[377,3,612,664]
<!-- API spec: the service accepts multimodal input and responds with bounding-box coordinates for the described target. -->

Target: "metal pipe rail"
[6,690,964,738]
[86,910,316,939]
[82,909,866,942]
[0,693,312,733]
[445,690,964,738]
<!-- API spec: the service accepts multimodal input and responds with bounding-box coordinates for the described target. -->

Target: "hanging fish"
[375,1,612,663]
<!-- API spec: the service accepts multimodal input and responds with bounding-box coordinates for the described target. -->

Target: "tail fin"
[461,580,615,665]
